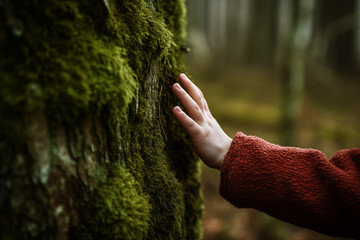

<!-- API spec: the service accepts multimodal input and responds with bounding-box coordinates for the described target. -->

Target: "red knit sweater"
[220,132,360,239]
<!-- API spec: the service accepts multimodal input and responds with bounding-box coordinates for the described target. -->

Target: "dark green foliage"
[0,0,203,239]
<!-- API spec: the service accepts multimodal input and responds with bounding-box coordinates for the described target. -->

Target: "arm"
[220,132,360,238]
[172,74,360,238]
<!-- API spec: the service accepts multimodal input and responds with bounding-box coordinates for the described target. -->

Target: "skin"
[172,73,232,170]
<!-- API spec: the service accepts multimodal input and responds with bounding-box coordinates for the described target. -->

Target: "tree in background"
[0,0,203,239]
[187,0,360,146]
[279,0,315,145]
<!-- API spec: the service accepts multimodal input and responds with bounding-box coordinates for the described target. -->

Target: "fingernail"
[174,106,182,112]
[174,83,181,89]
[180,73,187,80]
[182,74,192,83]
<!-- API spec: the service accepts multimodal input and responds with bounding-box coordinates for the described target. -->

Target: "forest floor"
[185,58,360,240]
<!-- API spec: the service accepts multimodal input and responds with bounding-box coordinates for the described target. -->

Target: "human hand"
[172,74,232,170]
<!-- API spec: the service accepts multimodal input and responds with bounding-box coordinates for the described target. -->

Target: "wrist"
[215,136,232,170]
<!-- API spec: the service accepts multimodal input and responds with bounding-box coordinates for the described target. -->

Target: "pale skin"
[172,73,233,170]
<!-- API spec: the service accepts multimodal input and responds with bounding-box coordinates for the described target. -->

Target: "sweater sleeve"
[219,132,360,239]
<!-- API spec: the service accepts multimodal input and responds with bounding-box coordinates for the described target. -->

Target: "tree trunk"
[355,0,360,71]
[207,0,227,57]
[279,0,316,145]
[0,0,203,239]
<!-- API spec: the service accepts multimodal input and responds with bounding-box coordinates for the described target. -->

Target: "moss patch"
[90,168,151,240]
[0,0,176,131]
[0,0,203,239]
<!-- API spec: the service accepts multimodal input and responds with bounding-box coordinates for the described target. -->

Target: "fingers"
[173,106,201,136]
[178,74,207,110]
[172,83,204,123]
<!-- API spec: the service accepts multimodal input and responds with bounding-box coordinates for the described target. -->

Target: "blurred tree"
[246,0,278,67]
[355,0,360,71]
[207,0,227,57]
[280,0,316,145]
[228,0,250,62]
[316,0,357,74]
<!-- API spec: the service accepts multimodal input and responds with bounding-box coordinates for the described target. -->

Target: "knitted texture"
[220,132,360,239]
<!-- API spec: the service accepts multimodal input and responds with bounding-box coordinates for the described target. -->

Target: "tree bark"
[0,0,203,239]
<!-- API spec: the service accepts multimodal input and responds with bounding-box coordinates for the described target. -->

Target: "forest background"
[185,0,360,239]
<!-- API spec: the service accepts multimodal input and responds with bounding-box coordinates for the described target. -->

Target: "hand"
[172,74,232,170]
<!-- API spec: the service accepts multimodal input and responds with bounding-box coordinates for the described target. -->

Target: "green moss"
[156,0,187,42]
[90,168,151,240]
[162,97,205,240]
[156,0,188,78]
[0,0,175,130]
[1,0,203,239]
[133,100,186,239]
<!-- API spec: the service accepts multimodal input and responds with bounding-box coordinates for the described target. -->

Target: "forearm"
[220,132,360,238]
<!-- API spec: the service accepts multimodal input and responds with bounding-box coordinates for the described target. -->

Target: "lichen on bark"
[0,0,203,239]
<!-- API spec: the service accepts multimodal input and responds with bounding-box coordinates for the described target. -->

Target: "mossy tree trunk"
[0,0,203,239]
